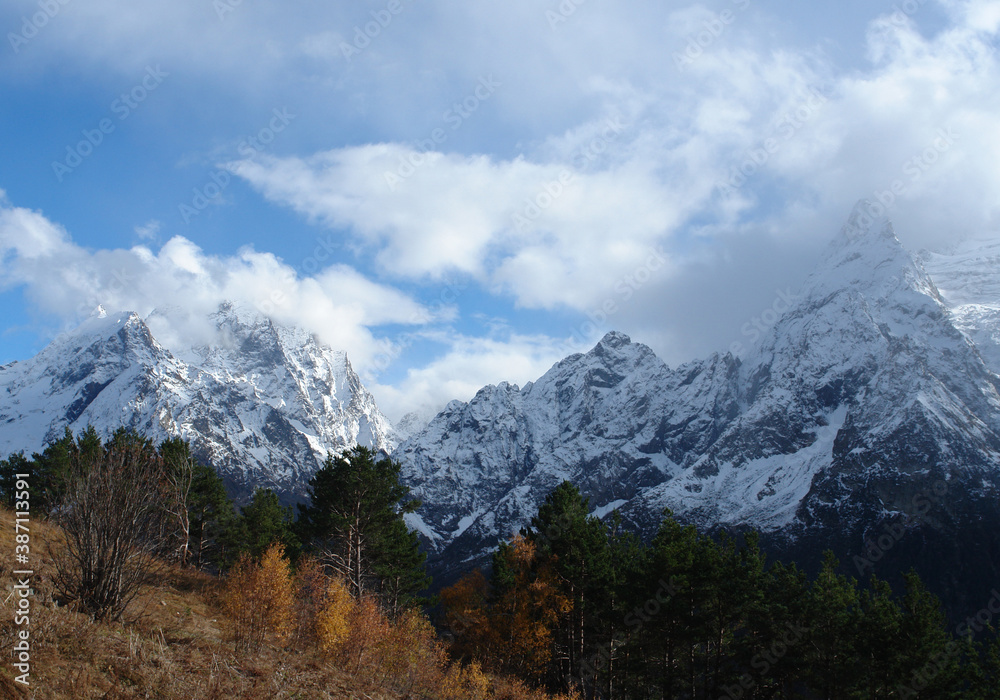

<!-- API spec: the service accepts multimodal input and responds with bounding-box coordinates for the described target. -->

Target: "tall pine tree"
[296,445,429,610]
[524,481,611,695]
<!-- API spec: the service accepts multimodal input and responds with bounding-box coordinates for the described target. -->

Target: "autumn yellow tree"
[316,575,355,654]
[221,542,294,651]
[440,661,491,700]
[380,608,449,695]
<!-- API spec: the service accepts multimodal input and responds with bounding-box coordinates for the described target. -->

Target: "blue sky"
[1,0,999,421]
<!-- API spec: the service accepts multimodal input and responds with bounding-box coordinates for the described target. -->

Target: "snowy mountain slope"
[0,303,396,501]
[921,236,1000,376]
[396,201,1000,585]
[634,206,1000,533]
[396,333,742,564]
[185,303,395,466]
[0,309,188,456]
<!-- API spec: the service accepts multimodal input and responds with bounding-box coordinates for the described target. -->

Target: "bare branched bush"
[52,434,167,622]
[161,439,196,567]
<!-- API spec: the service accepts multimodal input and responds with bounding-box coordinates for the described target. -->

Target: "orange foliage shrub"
[343,595,392,674]
[442,535,572,683]
[381,607,449,694]
[292,554,328,645]
[440,660,492,700]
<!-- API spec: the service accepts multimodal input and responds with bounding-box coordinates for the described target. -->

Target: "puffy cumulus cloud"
[0,200,432,373]
[0,205,69,259]
[228,41,817,313]
[229,142,692,312]
[228,146,534,280]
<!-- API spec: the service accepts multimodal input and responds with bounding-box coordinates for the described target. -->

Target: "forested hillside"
[440,483,1000,699]
[0,430,570,699]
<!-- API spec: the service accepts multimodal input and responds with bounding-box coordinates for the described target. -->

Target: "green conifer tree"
[804,551,861,698]
[524,481,611,694]
[228,487,298,564]
[895,571,964,699]
[296,445,429,609]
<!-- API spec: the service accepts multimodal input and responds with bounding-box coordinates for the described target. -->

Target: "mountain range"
[396,201,1000,607]
[3,200,1000,612]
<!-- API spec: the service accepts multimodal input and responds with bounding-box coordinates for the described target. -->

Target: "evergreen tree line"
[441,481,1000,699]
[0,427,429,619]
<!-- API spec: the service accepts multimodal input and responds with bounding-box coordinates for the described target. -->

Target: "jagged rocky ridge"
[0,302,395,501]
[395,202,1000,606]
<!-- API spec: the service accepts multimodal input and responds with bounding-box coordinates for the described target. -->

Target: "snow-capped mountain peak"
[810,199,940,303]
[0,302,396,502]
[838,198,897,244]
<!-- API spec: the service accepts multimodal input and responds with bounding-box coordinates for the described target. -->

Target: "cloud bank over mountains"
[2,0,1000,419]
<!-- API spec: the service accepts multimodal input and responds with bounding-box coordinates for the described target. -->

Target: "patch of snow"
[592,500,627,519]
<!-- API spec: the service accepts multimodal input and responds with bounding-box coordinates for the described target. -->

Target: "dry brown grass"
[0,508,392,698]
[0,507,573,699]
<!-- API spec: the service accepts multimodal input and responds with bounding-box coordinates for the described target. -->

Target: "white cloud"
[228,142,695,312]
[0,205,69,259]
[948,0,1000,33]
[225,41,819,313]
[0,200,431,376]
[134,219,161,241]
